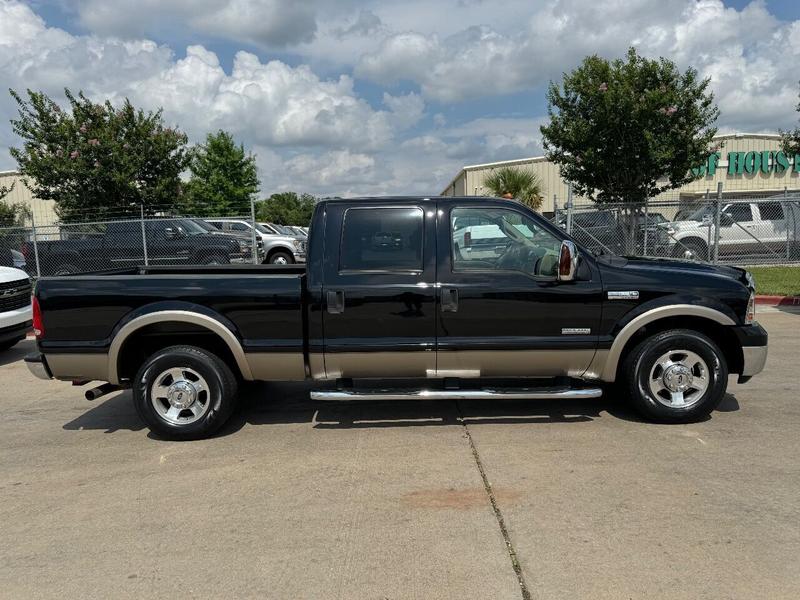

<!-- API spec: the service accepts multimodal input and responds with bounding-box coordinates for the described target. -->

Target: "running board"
[310,386,603,402]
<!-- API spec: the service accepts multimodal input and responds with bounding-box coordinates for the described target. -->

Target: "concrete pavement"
[0,309,798,599]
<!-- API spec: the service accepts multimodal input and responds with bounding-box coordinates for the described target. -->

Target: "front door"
[436,201,603,378]
[718,202,757,255]
[321,201,437,378]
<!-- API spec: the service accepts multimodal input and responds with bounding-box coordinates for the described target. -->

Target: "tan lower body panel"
[583,349,609,381]
[245,352,306,381]
[436,349,597,378]
[46,352,306,383]
[47,353,110,382]
[323,351,435,379]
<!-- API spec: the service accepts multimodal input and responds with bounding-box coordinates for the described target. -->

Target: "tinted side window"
[340,207,423,271]
[726,204,753,222]
[759,202,784,221]
[230,222,249,232]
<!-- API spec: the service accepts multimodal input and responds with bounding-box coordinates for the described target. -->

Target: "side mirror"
[164,227,181,239]
[558,240,578,281]
[720,214,734,227]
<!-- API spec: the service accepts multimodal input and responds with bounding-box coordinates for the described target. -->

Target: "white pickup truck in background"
[0,266,32,351]
[668,199,799,261]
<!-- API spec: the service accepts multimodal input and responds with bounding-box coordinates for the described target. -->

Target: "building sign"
[692,151,799,178]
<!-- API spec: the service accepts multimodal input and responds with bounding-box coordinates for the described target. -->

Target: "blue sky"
[2,0,800,196]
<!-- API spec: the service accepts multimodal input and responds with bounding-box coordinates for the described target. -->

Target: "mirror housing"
[558,240,578,281]
[720,213,734,227]
[164,226,182,240]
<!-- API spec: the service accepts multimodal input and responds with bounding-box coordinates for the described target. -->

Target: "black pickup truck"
[26,196,767,439]
[23,218,252,276]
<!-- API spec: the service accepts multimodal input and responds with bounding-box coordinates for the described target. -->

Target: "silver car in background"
[205,218,306,264]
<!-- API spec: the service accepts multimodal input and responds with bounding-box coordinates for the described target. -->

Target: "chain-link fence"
[553,189,800,266]
[0,199,309,277]
[3,189,798,276]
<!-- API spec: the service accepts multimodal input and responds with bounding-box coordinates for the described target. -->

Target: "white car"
[206,219,306,264]
[0,266,32,351]
[669,200,799,260]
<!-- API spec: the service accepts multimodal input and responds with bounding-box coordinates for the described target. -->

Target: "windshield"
[255,223,276,235]
[686,206,712,222]
[175,218,210,235]
[191,219,216,232]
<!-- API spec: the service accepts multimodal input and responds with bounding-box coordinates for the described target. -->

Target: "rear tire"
[621,329,728,423]
[133,345,238,440]
[200,254,230,265]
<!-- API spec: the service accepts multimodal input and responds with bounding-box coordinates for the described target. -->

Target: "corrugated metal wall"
[442,134,798,212]
[0,171,58,225]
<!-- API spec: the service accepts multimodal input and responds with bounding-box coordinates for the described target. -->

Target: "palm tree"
[484,167,544,210]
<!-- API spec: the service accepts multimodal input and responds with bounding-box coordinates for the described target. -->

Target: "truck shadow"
[62,381,738,438]
[0,338,35,368]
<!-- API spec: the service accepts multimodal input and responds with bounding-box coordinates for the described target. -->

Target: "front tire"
[622,329,728,423]
[673,238,708,261]
[133,345,238,440]
[268,251,293,265]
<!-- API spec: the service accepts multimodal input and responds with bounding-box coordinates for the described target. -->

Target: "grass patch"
[746,266,800,296]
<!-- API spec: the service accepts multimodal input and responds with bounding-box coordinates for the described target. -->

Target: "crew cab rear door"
[320,201,438,378]
[436,200,603,378]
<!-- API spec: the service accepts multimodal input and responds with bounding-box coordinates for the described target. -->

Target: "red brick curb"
[756,295,800,307]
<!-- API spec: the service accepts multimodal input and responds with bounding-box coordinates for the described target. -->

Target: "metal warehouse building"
[441,133,798,213]
[0,170,58,226]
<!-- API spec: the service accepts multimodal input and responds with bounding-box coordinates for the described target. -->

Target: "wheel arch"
[266,246,294,262]
[108,309,253,385]
[593,304,738,383]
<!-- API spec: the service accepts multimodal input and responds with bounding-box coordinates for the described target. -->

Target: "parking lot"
[0,307,797,599]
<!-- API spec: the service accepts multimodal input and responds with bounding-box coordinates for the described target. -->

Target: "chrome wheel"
[150,367,210,425]
[272,255,289,265]
[648,349,709,408]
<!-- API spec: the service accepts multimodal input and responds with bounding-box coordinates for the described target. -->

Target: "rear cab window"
[339,207,424,272]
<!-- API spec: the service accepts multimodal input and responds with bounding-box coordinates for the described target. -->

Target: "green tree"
[9,89,189,222]
[780,83,800,156]
[0,181,31,228]
[484,167,544,210]
[256,192,316,226]
[540,48,719,251]
[0,202,31,227]
[180,130,259,217]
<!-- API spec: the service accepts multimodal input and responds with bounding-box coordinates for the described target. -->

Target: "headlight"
[238,241,249,253]
[292,239,302,250]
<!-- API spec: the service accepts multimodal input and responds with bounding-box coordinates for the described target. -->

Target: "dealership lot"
[0,308,798,599]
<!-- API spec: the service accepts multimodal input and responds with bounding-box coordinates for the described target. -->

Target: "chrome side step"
[310,386,603,402]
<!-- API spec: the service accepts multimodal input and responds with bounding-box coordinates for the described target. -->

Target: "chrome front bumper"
[25,353,52,380]
[741,345,768,377]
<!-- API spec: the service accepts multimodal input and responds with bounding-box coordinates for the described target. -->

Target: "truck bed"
[36,265,308,359]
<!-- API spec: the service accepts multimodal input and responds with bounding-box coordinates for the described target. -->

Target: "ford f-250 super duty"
[26,196,768,440]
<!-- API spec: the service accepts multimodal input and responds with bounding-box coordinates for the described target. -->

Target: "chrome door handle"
[441,288,458,312]
[327,290,345,314]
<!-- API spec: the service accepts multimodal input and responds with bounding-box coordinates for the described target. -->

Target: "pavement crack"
[456,401,533,600]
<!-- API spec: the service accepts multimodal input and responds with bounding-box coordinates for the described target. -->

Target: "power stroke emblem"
[608,291,639,300]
